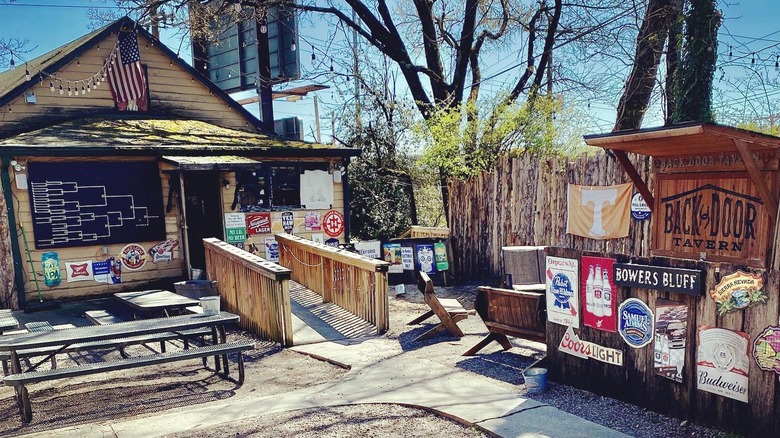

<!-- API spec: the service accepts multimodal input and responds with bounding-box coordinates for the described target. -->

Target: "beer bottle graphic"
[602,269,613,317]
[585,265,595,313]
[593,265,604,317]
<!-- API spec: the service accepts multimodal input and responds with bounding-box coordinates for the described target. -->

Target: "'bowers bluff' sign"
[654,177,770,266]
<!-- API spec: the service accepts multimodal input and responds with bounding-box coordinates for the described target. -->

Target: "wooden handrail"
[275,233,389,333]
[273,234,389,272]
[203,238,291,280]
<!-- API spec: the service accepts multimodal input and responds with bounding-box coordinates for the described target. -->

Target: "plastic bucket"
[190,268,204,280]
[523,367,548,394]
[199,296,220,315]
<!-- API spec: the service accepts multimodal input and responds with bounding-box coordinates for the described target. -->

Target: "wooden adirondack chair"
[407,271,470,341]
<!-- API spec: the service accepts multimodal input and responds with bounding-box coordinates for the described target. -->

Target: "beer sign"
[653,175,771,267]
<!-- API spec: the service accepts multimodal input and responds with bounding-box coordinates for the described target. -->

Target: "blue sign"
[551,272,573,309]
[416,244,436,274]
[630,193,651,221]
[618,298,654,348]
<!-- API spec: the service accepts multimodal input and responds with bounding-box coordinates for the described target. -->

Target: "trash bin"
[190,268,204,280]
[174,280,218,300]
[523,367,548,394]
[199,296,220,315]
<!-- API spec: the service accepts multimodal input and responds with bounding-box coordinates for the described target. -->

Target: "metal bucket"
[523,367,548,394]
[190,268,204,280]
[199,296,220,315]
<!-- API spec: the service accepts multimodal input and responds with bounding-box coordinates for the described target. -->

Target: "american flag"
[107,31,147,111]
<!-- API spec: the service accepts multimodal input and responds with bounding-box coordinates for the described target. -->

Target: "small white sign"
[401,247,414,270]
[354,240,381,259]
[225,212,245,229]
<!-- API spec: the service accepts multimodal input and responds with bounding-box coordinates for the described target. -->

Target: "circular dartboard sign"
[323,210,345,237]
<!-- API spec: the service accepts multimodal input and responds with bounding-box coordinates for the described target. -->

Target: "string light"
[9,56,15,70]
[24,63,30,81]
[751,52,755,64]
[311,45,316,62]
[290,35,296,52]
[775,55,779,72]
[728,45,732,60]
[259,14,267,34]
[58,80,63,95]
[67,81,72,96]
[49,79,55,92]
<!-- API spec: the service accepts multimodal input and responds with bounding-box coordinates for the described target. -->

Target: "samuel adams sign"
[653,174,771,267]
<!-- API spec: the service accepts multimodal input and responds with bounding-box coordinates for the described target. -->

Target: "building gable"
[0,17,264,139]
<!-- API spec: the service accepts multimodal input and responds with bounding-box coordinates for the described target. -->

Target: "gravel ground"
[1,282,729,437]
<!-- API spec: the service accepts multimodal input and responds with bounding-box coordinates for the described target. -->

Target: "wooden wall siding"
[448,153,654,280]
[204,238,293,346]
[0,32,254,139]
[12,156,184,302]
[275,233,389,332]
[544,247,780,437]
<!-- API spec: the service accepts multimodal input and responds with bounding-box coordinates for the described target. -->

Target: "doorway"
[183,171,222,272]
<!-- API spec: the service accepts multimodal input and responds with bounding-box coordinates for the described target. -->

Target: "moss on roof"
[0,117,330,149]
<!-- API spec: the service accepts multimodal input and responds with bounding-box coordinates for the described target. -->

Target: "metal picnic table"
[0,309,19,334]
[114,289,200,318]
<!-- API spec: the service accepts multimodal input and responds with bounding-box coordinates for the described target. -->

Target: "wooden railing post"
[203,238,293,346]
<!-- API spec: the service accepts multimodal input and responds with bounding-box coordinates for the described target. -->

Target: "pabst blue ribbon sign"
[545,256,580,329]
[654,178,769,266]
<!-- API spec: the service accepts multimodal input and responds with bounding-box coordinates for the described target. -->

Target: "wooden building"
[0,17,358,309]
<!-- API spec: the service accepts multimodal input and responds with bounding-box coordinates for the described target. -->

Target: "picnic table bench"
[0,309,19,334]
[0,311,252,423]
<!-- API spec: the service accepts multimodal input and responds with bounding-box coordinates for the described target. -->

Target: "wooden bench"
[407,271,471,341]
[84,309,211,356]
[463,286,546,356]
[4,340,255,423]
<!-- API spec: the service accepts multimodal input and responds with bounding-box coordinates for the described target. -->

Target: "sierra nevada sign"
[653,176,770,267]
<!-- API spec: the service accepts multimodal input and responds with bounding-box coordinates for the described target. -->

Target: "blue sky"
[1,1,778,141]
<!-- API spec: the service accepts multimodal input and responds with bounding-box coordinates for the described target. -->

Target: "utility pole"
[255,13,274,133]
[313,94,322,143]
[352,10,360,128]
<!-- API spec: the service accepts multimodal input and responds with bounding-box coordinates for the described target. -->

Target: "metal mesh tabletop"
[0,312,238,351]
[0,309,19,332]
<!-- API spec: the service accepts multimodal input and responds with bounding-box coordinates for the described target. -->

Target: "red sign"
[323,210,345,237]
[246,213,271,234]
[69,263,90,277]
[580,256,617,332]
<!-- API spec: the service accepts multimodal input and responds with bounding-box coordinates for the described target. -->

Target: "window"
[235,162,327,211]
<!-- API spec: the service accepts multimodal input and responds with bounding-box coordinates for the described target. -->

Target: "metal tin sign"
[383,243,403,274]
[120,243,147,271]
[654,299,688,383]
[264,237,279,262]
[618,298,654,348]
[41,251,62,287]
[305,211,322,231]
[696,326,750,403]
[709,270,767,316]
[246,213,271,234]
[545,256,580,328]
[66,260,93,283]
[752,326,780,378]
[559,326,623,366]
[354,240,381,259]
[417,244,436,274]
[434,242,449,271]
[631,192,651,221]
[401,247,414,270]
[613,263,703,295]
[149,238,179,263]
[281,211,295,234]
[323,210,345,237]
[581,256,617,332]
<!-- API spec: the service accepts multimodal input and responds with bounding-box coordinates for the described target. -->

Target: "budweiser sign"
[558,326,623,366]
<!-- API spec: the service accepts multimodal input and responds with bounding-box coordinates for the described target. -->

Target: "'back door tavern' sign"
[653,172,772,267]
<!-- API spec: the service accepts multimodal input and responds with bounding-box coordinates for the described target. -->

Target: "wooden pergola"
[584,123,780,226]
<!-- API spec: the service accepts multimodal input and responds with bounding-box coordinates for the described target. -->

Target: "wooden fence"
[203,238,293,346]
[275,233,390,333]
[544,247,779,437]
[447,153,654,280]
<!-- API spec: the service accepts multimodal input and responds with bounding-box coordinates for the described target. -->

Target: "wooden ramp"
[289,281,377,345]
